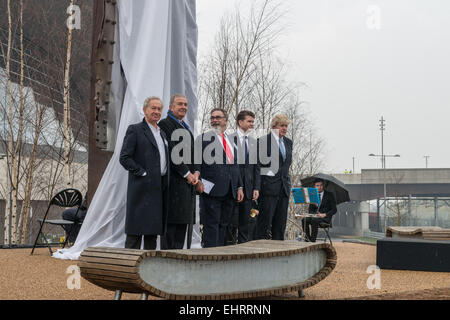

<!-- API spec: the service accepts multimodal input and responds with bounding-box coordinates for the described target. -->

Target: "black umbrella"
[300,173,350,205]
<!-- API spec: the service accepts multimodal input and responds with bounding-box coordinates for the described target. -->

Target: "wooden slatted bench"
[386,226,450,241]
[78,240,337,300]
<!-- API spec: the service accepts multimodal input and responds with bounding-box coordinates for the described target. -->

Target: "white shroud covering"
[53,0,198,260]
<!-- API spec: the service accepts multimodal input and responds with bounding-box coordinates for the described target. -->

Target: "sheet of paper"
[201,179,215,194]
[261,170,275,177]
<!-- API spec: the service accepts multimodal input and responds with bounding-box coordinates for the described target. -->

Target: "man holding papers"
[256,114,293,241]
[303,179,337,242]
[196,109,244,248]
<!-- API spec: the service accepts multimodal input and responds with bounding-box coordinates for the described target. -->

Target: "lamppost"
[369,153,401,231]
[424,156,430,168]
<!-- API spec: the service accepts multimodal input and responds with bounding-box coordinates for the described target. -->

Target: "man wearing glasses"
[196,109,244,248]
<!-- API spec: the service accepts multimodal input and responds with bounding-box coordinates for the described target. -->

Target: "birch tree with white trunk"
[62,0,75,187]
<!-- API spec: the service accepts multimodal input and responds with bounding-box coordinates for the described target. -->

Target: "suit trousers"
[256,188,289,240]
[237,198,252,244]
[161,223,187,250]
[61,208,87,242]
[125,234,157,250]
[303,217,329,242]
[201,191,235,248]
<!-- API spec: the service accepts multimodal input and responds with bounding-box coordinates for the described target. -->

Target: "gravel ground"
[0,242,449,300]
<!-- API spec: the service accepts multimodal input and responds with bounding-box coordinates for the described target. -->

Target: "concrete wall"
[330,201,370,237]
[0,199,68,245]
[334,169,450,185]
[332,173,362,185]
[0,156,87,201]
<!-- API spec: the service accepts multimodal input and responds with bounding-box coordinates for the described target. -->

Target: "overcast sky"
[197,0,450,173]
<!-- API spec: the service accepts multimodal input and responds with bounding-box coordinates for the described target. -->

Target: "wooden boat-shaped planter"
[78,240,337,299]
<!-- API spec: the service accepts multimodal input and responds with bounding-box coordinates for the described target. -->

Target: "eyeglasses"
[210,116,225,120]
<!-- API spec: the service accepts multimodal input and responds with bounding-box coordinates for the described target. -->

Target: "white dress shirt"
[147,122,167,176]
[271,130,282,146]
[216,131,235,159]
[238,128,249,143]
[237,128,250,148]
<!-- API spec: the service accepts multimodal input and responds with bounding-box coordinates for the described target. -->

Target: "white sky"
[197,0,450,173]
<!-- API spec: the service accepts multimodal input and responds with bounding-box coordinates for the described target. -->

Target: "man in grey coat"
[119,96,169,250]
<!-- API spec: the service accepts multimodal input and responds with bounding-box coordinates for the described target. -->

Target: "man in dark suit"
[303,179,337,242]
[256,114,293,241]
[158,94,199,249]
[227,110,260,244]
[119,96,169,250]
[196,108,244,248]
[61,193,88,243]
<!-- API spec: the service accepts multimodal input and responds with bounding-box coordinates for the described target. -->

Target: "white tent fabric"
[53,0,199,260]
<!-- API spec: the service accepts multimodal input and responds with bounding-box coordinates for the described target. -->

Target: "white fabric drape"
[53,0,198,260]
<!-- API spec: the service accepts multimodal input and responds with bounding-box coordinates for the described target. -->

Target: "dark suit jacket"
[230,132,261,200]
[198,131,243,198]
[119,119,169,236]
[308,190,337,223]
[158,116,198,225]
[258,133,292,197]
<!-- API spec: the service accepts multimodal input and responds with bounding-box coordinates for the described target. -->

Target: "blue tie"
[279,138,286,162]
[244,136,249,164]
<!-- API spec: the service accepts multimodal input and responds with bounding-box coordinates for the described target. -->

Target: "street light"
[424,156,430,168]
[369,153,401,231]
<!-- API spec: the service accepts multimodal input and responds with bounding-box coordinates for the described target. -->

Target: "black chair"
[31,189,83,256]
[318,221,333,246]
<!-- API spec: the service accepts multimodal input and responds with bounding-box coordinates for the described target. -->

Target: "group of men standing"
[119,94,329,251]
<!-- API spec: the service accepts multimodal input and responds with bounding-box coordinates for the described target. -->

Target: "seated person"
[303,179,337,242]
[61,193,88,243]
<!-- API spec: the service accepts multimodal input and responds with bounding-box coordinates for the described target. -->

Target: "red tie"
[222,133,234,164]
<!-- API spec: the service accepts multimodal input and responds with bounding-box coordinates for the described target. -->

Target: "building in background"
[331,169,450,238]
[0,1,92,245]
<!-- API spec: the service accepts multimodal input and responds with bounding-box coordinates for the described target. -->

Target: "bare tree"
[198,0,286,130]
[62,0,74,188]
[0,0,90,245]
[386,171,408,227]
[2,0,13,245]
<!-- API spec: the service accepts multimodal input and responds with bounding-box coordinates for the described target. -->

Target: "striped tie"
[222,133,234,164]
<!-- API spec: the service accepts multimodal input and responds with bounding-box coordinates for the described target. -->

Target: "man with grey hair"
[158,94,199,249]
[256,114,293,241]
[119,96,169,250]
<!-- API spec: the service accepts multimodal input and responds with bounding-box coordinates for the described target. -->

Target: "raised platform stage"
[377,237,450,272]
[78,240,337,300]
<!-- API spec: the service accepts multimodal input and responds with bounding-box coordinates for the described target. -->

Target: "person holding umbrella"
[303,178,337,242]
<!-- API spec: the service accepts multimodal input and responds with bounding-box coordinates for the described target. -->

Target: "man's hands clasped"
[186,171,200,186]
